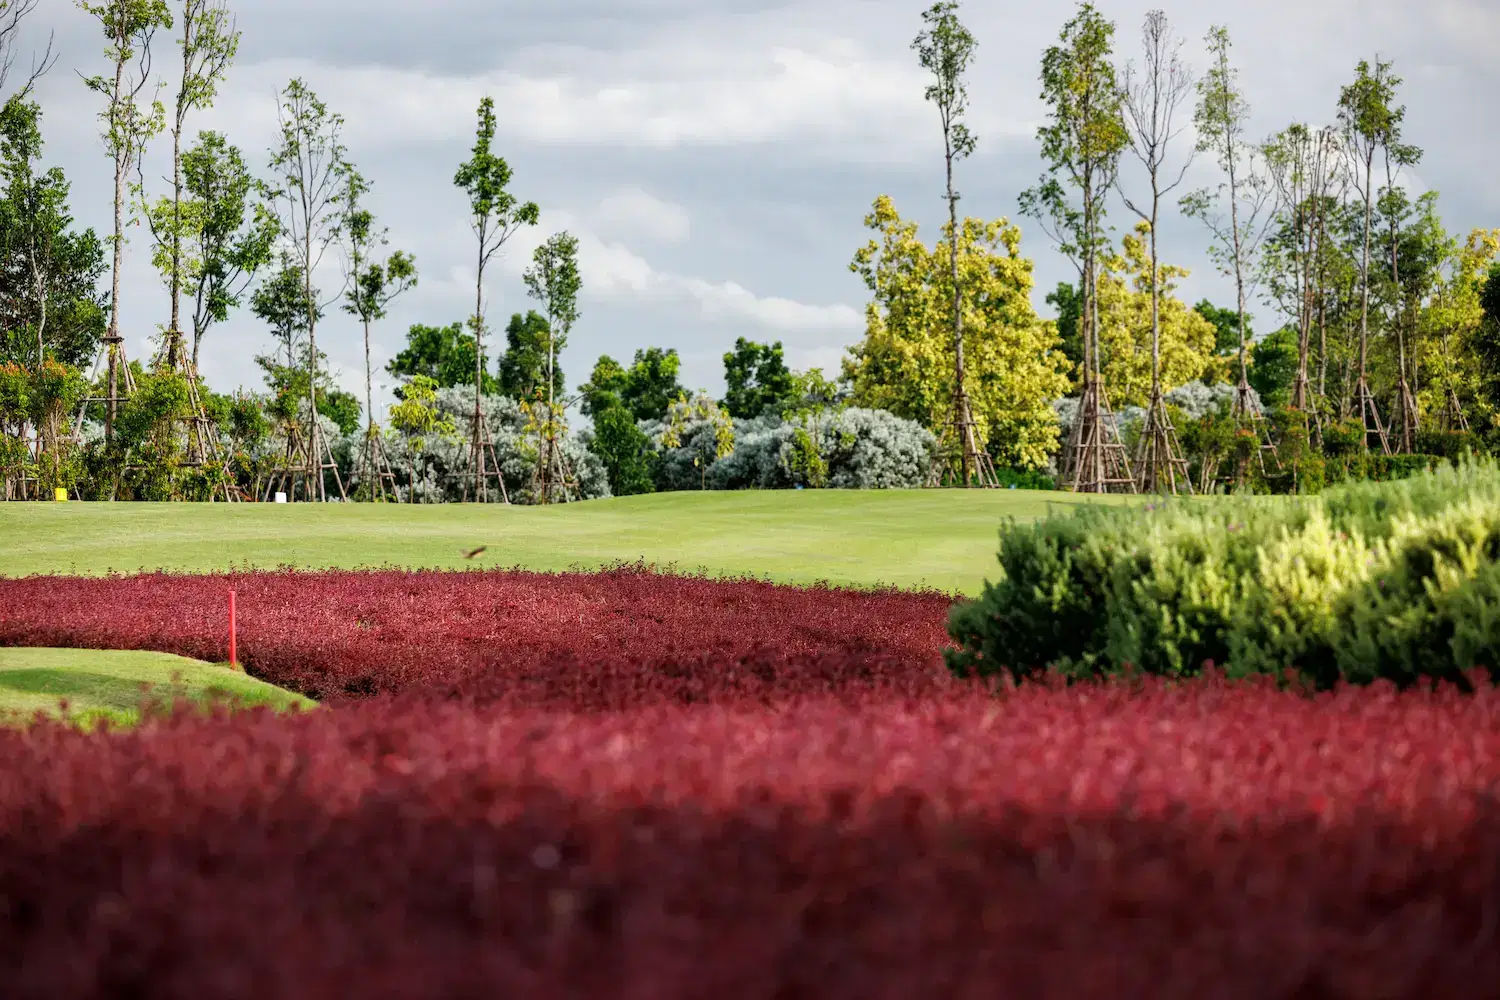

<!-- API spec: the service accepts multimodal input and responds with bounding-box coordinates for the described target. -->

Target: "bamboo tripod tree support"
[929,387,999,488]
[157,328,234,502]
[1352,375,1392,455]
[357,423,402,502]
[1232,377,1280,479]
[466,412,510,504]
[264,409,348,502]
[1062,379,1136,493]
[1133,389,1193,495]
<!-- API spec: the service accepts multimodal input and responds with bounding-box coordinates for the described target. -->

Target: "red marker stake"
[228,589,238,669]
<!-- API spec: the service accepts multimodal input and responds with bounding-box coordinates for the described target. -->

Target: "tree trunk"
[473,242,485,501]
[945,115,969,487]
[106,18,128,443]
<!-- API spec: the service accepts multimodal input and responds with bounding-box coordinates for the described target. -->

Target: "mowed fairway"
[0,489,1126,594]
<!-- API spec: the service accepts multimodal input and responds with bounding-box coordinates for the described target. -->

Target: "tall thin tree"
[1116,9,1193,494]
[340,170,415,501]
[78,0,172,442]
[260,78,354,501]
[159,0,237,367]
[912,0,991,487]
[1377,105,1423,451]
[1020,1,1133,493]
[1181,24,1275,468]
[453,96,538,502]
[522,230,580,503]
[1336,56,1403,455]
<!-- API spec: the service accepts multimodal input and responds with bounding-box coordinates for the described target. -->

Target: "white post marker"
[274,492,287,503]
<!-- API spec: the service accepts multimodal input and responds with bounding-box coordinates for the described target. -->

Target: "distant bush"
[645,407,935,491]
[946,459,1500,689]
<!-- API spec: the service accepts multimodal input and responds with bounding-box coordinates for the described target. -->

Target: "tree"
[1250,324,1299,409]
[579,353,627,417]
[260,78,355,500]
[1116,8,1195,493]
[521,230,580,502]
[250,250,314,369]
[722,337,795,419]
[619,347,684,423]
[845,195,1072,471]
[150,0,237,365]
[496,310,560,402]
[1044,281,1084,369]
[912,0,989,485]
[1425,228,1499,428]
[1181,25,1274,420]
[386,373,454,499]
[0,96,107,370]
[149,131,275,370]
[1193,299,1249,356]
[1094,223,1224,408]
[1337,57,1408,453]
[386,321,492,392]
[78,0,172,440]
[453,95,538,501]
[661,391,733,491]
[589,403,655,497]
[1019,2,1132,492]
[340,167,415,499]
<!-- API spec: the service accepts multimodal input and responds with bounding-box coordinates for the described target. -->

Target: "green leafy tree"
[1193,299,1248,356]
[1250,324,1299,408]
[78,0,173,438]
[453,95,538,500]
[386,321,492,393]
[144,130,275,370]
[386,373,455,498]
[1044,281,1084,369]
[722,337,796,418]
[318,388,359,436]
[1018,1,1129,486]
[149,0,239,361]
[589,404,655,496]
[621,346,685,422]
[496,310,561,402]
[260,78,355,499]
[579,353,627,417]
[251,251,314,368]
[521,230,580,501]
[0,96,107,369]
[661,390,734,491]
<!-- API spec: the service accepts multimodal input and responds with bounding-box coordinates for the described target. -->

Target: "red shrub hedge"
[2,676,1499,999]
[0,567,958,705]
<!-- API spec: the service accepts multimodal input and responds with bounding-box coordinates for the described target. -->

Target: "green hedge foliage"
[946,460,1500,689]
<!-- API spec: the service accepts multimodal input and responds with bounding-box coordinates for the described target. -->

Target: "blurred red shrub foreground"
[1,679,1499,999]
[0,567,959,706]
[2,569,1500,998]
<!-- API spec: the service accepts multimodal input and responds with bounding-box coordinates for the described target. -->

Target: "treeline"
[1,1,1497,502]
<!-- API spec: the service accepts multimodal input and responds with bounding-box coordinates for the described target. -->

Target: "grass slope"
[0,489,1124,594]
[0,647,315,727]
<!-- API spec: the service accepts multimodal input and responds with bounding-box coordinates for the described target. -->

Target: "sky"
[18,0,1500,416]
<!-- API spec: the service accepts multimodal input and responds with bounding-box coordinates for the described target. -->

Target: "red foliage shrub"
[0,567,958,705]
[2,675,1499,999]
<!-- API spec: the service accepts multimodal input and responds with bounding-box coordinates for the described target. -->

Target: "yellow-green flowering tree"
[1095,222,1226,408]
[844,194,1072,471]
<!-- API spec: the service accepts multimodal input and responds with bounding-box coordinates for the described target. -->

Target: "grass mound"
[0,647,314,728]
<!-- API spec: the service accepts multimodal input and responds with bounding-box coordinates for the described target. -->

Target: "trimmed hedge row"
[947,460,1500,687]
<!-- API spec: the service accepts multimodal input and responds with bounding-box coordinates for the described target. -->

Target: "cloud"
[593,187,691,244]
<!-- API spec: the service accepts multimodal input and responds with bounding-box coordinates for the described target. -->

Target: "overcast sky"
[20,0,1500,414]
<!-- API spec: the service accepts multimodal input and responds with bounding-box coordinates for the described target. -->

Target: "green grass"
[0,489,1127,595]
[0,647,316,728]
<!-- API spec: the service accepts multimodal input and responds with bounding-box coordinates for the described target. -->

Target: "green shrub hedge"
[946,459,1500,689]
